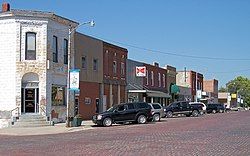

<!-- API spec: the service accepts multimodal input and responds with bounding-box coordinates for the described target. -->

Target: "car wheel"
[103,117,112,127]
[153,114,160,122]
[137,115,147,124]
[166,111,173,118]
[192,110,199,117]
[212,110,216,114]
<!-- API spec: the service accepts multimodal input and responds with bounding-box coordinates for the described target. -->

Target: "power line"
[89,34,250,61]
[202,68,250,74]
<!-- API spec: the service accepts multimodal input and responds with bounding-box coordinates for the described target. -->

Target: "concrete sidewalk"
[0,120,95,136]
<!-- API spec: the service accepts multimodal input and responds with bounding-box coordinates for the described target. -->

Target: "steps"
[12,114,52,127]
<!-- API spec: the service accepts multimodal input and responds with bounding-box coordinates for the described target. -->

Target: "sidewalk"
[0,120,95,136]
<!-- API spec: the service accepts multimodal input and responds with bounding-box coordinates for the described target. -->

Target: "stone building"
[0,3,78,127]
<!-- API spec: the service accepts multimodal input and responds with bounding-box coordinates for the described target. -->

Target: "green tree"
[226,76,250,107]
[219,86,227,92]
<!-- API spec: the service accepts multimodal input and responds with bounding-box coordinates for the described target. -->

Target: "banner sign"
[69,69,80,91]
[136,66,146,77]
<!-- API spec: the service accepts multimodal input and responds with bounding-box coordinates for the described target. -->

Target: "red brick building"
[203,79,218,103]
[102,42,128,109]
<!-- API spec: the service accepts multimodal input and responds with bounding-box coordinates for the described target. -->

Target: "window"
[117,105,125,111]
[146,70,149,85]
[25,32,36,60]
[121,62,125,76]
[93,59,98,71]
[85,97,91,105]
[158,73,161,87]
[81,56,87,69]
[53,36,58,62]
[151,71,154,86]
[163,74,166,88]
[113,61,117,75]
[51,86,65,105]
[127,103,135,110]
[63,39,68,64]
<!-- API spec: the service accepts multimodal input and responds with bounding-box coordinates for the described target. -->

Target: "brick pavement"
[0,111,249,156]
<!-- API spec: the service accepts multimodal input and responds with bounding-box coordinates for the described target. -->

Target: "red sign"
[136,66,146,77]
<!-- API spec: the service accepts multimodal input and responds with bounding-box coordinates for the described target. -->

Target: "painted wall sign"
[136,66,146,77]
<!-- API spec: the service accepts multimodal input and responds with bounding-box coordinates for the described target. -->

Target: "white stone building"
[0,3,78,127]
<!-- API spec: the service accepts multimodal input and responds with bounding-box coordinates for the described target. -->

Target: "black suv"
[206,103,225,114]
[164,101,202,118]
[92,102,153,127]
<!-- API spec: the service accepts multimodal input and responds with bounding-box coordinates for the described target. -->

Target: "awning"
[128,89,171,98]
[146,90,171,98]
[171,84,180,94]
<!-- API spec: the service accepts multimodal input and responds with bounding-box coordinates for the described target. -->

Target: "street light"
[66,20,95,127]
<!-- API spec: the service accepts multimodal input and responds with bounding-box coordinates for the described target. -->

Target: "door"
[24,89,36,113]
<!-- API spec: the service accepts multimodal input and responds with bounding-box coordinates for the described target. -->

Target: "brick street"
[0,111,249,156]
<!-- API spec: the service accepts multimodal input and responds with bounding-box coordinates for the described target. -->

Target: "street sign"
[69,69,80,91]
[136,66,146,77]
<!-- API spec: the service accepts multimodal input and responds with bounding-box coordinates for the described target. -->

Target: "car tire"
[153,114,160,122]
[212,110,216,114]
[192,110,199,117]
[103,117,112,127]
[166,111,173,118]
[137,115,147,124]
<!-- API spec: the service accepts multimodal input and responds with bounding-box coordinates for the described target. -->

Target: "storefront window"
[52,86,66,105]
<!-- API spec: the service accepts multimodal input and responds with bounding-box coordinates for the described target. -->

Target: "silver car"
[148,103,165,122]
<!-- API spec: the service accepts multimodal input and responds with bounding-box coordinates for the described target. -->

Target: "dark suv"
[206,103,225,114]
[92,102,153,127]
[164,101,202,118]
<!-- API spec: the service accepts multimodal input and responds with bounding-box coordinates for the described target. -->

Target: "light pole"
[66,20,95,127]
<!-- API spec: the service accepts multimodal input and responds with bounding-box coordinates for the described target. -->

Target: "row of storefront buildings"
[0,3,219,123]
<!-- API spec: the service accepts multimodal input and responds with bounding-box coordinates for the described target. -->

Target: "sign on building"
[69,69,80,91]
[136,66,146,77]
[196,90,202,99]
[231,94,237,99]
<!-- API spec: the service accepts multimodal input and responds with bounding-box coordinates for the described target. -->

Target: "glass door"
[24,89,36,113]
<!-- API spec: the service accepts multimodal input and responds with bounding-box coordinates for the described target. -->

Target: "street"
[0,111,250,156]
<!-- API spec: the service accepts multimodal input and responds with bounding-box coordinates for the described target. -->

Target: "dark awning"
[171,84,180,94]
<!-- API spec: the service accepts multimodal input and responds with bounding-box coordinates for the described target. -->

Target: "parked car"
[206,103,225,114]
[163,101,203,118]
[92,102,153,127]
[189,102,207,114]
[148,103,165,122]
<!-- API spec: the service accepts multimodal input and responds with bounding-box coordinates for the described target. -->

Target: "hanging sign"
[69,69,80,91]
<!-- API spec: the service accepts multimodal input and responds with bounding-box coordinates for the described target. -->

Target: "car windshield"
[106,106,117,112]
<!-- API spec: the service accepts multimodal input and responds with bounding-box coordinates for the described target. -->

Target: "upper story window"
[63,39,68,64]
[53,36,58,63]
[163,74,166,88]
[121,62,125,76]
[82,56,87,69]
[113,61,117,75]
[158,73,161,87]
[146,70,149,85]
[93,58,98,71]
[151,71,154,86]
[25,32,36,60]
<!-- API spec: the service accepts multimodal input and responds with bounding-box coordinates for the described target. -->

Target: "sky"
[5,0,250,87]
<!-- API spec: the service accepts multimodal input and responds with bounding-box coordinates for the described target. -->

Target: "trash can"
[73,117,82,126]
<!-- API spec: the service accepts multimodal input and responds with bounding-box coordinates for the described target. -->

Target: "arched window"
[25,32,36,60]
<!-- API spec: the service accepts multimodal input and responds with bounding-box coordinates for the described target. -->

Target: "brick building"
[103,42,128,109]
[176,70,203,101]
[0,3,78,127]
[127,60,176,106]
[203,79,219,103]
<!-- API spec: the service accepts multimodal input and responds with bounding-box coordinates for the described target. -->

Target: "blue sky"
[6,0,250,87]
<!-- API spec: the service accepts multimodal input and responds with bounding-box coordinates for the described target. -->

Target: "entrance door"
[24,89,36,113]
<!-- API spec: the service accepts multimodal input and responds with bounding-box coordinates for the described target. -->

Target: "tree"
[226,76,250,107]
[219,86,227,92]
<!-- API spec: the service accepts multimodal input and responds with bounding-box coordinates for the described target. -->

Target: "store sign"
[227,95,231,102]
[196,90,202,99]
[69,69,80,91]
[231,94,237,99]
[136,66,146,77]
